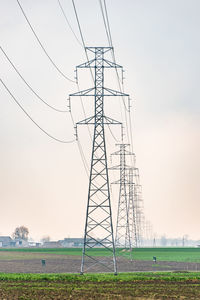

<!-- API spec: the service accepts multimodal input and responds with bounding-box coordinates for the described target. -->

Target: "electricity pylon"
[111,144,134,250]
[69,47,129,274]
[128,166,138,248]
[133,169,144,247]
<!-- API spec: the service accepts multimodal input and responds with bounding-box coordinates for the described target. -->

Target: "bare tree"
[12,226,29,241]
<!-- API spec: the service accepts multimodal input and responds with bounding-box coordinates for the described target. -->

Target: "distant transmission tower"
[134,172,144,247]
[128,166,138,248]
[111,142,144,251]
[70,47,129,274]
[111,144,133,250]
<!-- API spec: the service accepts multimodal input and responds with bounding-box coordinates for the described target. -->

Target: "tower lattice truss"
[70,47,129,273]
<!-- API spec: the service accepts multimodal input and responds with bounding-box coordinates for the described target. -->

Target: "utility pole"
[69,47,129,274]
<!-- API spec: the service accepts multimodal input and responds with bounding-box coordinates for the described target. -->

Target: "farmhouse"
[0,236,15,247]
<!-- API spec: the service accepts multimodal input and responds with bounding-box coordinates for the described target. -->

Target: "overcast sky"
[1,0,200,241]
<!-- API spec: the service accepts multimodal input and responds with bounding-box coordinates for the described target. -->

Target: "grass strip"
[1,272,200,282]
[1,247,200,263]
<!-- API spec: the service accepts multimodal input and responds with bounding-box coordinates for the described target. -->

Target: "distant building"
[60,238,84,247]
[0,236,15,247]
[0,237,42,248]
[43,241,62,248]
[28,241,42,247]
[14,239,29,247]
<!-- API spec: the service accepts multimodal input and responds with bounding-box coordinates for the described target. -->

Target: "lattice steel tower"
[128,166,138,248]
[111,144,133,249]
[133,168,144,246]
[70,47,128,274]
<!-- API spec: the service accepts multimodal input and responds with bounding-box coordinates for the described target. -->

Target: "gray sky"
[1,0,200,241]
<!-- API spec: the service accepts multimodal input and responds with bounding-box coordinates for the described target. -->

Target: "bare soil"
[0,252,200,273]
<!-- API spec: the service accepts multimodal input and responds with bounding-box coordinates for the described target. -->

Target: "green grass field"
[1,249,200,298]
[1,247,200,262]
[1,272,200,299]
[0,271,200,282]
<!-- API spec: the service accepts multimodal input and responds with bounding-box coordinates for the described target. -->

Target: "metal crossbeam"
[69,87,128,97]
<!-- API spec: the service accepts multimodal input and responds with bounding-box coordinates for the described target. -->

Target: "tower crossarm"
[70,87,128,98]
[110,164,131,171]
[76,58,122,69]
[69,87,95,97]
[111,179,133,185]
[103,87,129,97]
[76,116,122,126]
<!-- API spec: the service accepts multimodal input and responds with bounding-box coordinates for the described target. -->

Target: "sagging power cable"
[72,0,119,143]
[99,0,135,166]
[57,0,83,47]
[16,0,75,83]
[99,0,131,139]
[0,46,69,113]
[1,78,75,144]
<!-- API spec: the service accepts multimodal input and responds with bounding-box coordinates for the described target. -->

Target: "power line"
[107,123,119,143]
[1,78,75,144]
[101,2,144,236]
[128,100,134,151]
[71,0,86,48]
[57,0,83,47]
[71,0,94,141]
[99,0,134,165]
[102,0,113,48]
[69,111,90,176]
[58,0,93,82]
[99,0,125,142]
[99,0,129,146]
[72,0,119,143]
[100,0,127,90]
[102,0,129,108]
[70,112,110,203]
[0,46,69,113]
[100,0,131,128]
[71,0,94,82]
[56,0,93,142]
[55,0,97,175]
[56,0,93,134]
[98,0,111,46]
[76,83,92,140]
[16,0,75,83]
[77,139,90,176]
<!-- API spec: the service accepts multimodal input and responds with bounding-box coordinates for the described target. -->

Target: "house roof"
[0,236,12,242]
